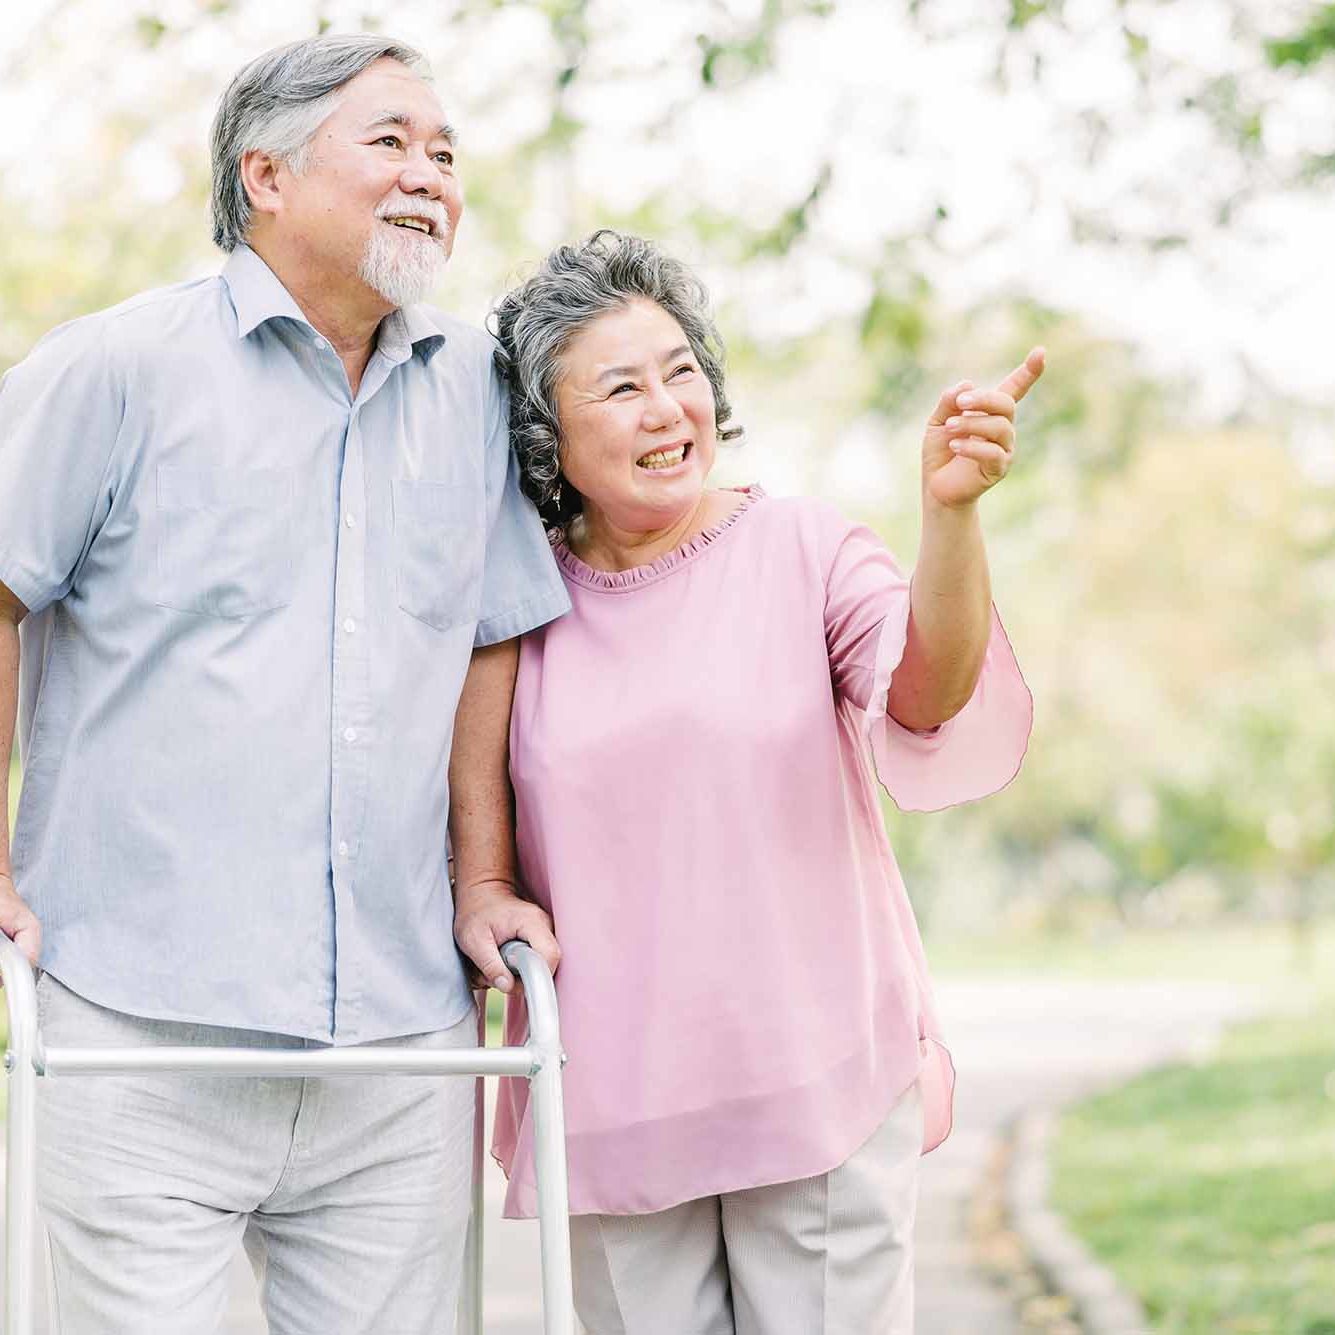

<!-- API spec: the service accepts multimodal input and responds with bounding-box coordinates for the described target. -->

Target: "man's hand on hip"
[453,878,560,994]
[0,872,41,968]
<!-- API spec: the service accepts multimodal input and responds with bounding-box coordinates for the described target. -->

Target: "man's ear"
[239,148,286,221]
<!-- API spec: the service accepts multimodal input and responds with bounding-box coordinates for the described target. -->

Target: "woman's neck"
[568,490,736,573]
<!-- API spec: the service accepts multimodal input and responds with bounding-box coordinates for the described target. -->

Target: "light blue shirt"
[0,245,569,1043]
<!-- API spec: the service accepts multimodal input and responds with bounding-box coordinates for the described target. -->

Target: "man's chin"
[359,235,447,310]
[362,274,439,310]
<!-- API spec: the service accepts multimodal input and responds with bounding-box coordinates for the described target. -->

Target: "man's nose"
[398,148,443,198]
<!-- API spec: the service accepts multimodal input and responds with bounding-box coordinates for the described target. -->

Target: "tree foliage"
[1,0,1330,933]
[1267,3,1335,69]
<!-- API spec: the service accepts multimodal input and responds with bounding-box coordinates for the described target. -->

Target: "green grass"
[928,917,1335,992]
[1051,999,1335,1334]
[937,918,1335,1331]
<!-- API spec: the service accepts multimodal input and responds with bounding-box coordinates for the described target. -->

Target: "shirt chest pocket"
[393,478,483,632]
[155,465,296,619]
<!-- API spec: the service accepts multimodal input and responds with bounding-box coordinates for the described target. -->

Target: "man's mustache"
[374,195,451,244]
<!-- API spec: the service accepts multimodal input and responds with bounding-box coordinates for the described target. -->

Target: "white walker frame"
[0,934,574,1335]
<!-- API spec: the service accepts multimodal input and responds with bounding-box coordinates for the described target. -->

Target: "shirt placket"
[328,343,409,1040]
[329,388,372,1039]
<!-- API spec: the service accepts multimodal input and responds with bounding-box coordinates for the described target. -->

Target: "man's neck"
[248,238,390,397]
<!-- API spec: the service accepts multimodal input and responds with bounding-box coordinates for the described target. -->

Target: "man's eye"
[376,135,404,149]
[434,150,455,167]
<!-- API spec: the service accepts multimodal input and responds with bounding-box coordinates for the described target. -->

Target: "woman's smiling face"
[555,299,718,533]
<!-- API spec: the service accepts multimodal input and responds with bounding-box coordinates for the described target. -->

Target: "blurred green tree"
[2,0,1330,937]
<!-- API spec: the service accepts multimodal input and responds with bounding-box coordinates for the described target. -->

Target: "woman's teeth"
[637,445,687,470]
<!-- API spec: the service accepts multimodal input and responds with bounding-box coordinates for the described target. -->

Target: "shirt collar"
[223,244,448,365]
[223,244,312,339]
[376,304,448,366]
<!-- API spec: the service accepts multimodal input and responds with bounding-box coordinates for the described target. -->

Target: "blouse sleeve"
[823,513,1033,813]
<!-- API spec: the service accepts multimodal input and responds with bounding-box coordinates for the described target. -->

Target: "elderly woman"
[485,231,1036,1333]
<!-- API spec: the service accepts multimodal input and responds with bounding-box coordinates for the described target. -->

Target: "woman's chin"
[633,471,706,514]
[592,489,698,537]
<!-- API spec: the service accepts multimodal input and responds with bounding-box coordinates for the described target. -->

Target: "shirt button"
[337,840,349,858]
[313,336,328,351]
[343,727,357,743]
[343,618,356,634]
[344,512,357,528]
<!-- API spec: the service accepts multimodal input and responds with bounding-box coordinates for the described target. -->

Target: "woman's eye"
[609,383,637,397]
[670,364,695,379]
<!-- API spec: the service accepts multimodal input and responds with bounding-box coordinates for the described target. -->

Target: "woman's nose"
[643,380,684,428]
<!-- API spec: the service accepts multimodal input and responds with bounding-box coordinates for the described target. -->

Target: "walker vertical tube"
[530,1048,573,1335]
[1,936,39,1335]
[456,1002,486,1335]
[501,942,574,1335]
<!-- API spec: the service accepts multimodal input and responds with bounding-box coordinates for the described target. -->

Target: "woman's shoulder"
[751,489,849,527]
[742,488,870,563]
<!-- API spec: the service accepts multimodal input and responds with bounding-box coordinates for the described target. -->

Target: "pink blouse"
[493,487,1032,1218]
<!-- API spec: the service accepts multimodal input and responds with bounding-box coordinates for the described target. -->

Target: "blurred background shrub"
[2,0,1332,951]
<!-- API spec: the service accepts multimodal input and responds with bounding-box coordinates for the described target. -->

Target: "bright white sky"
[1,0,1331,428]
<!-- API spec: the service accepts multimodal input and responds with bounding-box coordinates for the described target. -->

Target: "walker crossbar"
[0,934,574,1335]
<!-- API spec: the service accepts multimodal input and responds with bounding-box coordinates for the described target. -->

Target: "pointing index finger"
[996,346,1046,405]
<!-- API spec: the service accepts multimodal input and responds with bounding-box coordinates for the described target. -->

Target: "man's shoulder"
[28,274,229,367]
[4,274,229,398]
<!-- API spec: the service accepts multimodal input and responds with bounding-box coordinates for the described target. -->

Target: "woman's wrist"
[921,489,983,530]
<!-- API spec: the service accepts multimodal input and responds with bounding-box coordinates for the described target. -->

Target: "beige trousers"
[570,1081,923,1335]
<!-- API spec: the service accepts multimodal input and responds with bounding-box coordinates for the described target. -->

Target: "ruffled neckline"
[553,485,765,592]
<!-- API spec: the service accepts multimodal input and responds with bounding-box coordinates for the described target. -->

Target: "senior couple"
[0,32,1036,1335]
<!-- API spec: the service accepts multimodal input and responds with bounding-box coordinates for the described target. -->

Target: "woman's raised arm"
[887,348,1044,732]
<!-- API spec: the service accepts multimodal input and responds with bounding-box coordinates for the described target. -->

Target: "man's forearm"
[448,637,521,899]
[887,498,991,731]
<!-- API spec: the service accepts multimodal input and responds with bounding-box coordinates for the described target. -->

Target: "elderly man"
[0,33,566,1335]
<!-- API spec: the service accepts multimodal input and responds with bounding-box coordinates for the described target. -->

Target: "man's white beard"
[358,222,449,309]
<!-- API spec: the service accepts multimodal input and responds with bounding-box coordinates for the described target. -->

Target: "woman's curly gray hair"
[491,230,742,530]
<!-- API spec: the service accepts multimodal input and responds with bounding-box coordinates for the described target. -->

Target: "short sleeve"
[823,514,1032,813]
[472,357,571,647]
[0,319,125,614]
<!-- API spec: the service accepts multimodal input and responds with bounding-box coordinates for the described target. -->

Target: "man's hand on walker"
[921,346,1046,510]
[0,871,42,970]
[453,878,561,994]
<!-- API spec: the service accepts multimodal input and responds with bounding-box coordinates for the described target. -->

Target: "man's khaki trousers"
[35,973,476,1335]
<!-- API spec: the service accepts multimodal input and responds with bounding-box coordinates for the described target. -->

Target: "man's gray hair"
[210,33,431,252]
[491,230,743,531]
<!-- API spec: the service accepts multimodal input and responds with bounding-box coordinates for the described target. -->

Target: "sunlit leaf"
[1266,4,1335,69]
[135,15,167,47]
